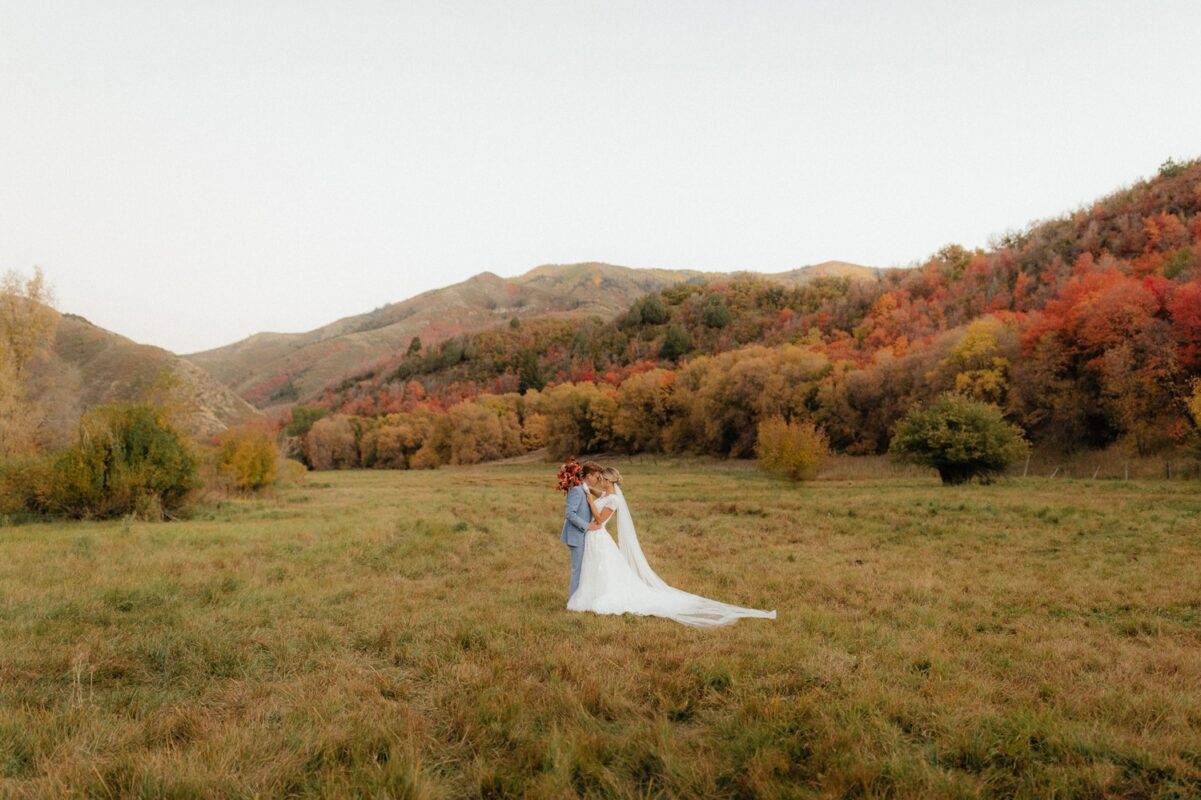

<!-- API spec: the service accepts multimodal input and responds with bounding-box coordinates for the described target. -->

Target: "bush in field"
[49,403,198,519]
[215,427,279,491]
[755,416,828,482]
[305,415,358,470]
[284,458,309,481]
[889,395,1029,485]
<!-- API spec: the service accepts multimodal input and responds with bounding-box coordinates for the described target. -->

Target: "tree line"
[298,158,1201,463]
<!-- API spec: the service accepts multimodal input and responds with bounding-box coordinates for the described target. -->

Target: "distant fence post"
[1124,462,1129,481]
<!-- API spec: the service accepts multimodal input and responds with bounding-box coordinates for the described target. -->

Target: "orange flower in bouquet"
[556,456,583,493]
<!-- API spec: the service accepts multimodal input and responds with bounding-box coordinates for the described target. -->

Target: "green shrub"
[755,416,828,482]
[285,406,328,438]
[215,427,279,491]
[658,324,692,362]
[625,294,669,327]
[889,395,1029,485]
[50,403,198,519]
[702,294,732,328]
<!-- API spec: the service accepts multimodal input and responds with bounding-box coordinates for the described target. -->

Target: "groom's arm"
[564,487,591,533]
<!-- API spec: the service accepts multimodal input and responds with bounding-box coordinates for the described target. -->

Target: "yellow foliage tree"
[613,369,673,453]
[943,317,1012,405]
[521,412,549,450]
[0,268,57,458]
[755,416,828,482]
[1187,379,1201,460]
[216,427,279,491]
[1188,380,1201,428]
[666,345,829,457]
[542,382,618,458]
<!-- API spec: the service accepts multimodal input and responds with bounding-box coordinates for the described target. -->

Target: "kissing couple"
[559,459,776,628]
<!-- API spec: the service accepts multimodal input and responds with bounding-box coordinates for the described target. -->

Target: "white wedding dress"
[566,487,776,627]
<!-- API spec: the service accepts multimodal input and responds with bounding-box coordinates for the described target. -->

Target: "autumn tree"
[755,416,828,482]
[0,268,57,458]
[1169,278,1201,370]
[305,415,358,470]
[444,402,507,465]
[542,382,618,457]
[941,317,1015,404]
[215,427,279,491]
[1185,379,1201,461]
[361,410,436,468]
[521,412,549,450]
[667,346,830,457]
[1099,335,1179,455]
[613,369,673,453]
[475,394,524,460]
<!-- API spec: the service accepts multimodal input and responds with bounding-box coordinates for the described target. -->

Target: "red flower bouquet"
[557,456,583,493]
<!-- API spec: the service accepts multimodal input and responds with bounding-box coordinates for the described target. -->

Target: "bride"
[567,467,776,628]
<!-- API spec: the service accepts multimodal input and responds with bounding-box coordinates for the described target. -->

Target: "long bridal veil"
[613,485,669,589]
[612,486,777,628]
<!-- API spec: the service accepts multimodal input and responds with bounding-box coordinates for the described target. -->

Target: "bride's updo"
[601,467,623,487]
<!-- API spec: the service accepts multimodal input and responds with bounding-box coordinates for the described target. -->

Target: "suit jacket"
[560,484,592,547]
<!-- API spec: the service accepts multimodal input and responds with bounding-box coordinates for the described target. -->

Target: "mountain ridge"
[185,260,877,408]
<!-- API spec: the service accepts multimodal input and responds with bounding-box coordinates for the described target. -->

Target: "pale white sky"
[2,1,1199,354]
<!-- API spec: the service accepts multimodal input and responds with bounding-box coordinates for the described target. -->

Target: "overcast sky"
[3,1,1199,354]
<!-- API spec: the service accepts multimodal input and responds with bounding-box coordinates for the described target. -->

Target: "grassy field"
[1,462,1200,799]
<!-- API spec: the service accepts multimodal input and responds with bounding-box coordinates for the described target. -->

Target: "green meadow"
[1,462,1199,798]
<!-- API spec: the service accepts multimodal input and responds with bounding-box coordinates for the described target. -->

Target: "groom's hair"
[580,461,604,477]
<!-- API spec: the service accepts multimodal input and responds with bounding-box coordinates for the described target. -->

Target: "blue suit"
[561,484,592,599]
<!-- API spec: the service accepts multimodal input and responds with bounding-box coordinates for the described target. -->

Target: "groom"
[561,461,604,599]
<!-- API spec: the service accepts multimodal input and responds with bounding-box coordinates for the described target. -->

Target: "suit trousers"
[567,541,585,599]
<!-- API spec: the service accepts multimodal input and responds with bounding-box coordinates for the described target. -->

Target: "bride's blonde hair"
[601,467,623,487]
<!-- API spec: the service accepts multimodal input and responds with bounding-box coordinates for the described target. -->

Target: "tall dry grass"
[1,463,1199,797]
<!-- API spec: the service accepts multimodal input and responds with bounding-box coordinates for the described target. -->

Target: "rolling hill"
[187,261,875,409]
[30,312,263,442]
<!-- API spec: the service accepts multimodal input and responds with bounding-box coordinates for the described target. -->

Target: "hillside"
[187,261,874,409]
[290,158,1201,466]
[755,260,882,284]
[31,313,263,442]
